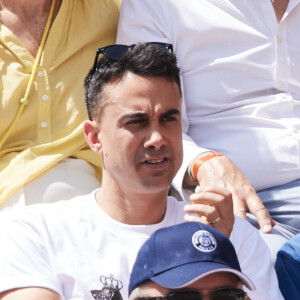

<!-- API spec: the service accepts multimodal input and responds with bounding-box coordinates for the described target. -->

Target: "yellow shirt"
[0,0,121,205]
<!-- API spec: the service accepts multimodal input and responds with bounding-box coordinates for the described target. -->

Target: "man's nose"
[144,127,166,150]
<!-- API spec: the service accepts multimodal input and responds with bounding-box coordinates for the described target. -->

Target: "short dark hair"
[84,43,181,121]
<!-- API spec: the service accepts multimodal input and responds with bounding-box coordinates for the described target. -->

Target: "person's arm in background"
[117,0,274,233]
[230,217,284,300]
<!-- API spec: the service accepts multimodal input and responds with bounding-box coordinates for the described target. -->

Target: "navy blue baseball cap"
[129,222,255,295]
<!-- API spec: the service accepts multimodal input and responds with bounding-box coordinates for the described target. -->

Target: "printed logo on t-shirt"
[91,274,123,300]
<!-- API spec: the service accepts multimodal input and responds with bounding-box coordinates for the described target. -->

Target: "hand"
[183,186,234,237]
[195,155,275,233]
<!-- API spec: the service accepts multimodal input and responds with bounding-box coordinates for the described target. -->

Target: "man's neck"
[0,0,62,57]
[0,0,53,16]
[96,180,169,226]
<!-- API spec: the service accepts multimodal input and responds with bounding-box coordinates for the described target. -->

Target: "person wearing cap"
[129,222,254,300]
[0,43,282,299]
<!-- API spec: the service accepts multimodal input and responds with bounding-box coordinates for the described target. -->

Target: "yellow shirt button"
[42,94,48,101]
[37,71,44,77]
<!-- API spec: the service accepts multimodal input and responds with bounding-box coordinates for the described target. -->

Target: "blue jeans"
[247,179,300,262]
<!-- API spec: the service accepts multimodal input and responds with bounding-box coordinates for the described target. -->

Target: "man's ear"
[83,120,102,153]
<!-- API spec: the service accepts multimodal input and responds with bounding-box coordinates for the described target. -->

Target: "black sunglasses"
[136,287,247,300]
[90,42,173,77]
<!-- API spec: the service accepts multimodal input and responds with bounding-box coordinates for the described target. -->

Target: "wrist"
[188,151,223,184]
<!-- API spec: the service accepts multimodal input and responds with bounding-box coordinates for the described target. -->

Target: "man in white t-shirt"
[0,43,283,299]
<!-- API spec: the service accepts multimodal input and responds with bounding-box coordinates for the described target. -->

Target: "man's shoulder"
[229,216,266,253]
[1,190,97,230]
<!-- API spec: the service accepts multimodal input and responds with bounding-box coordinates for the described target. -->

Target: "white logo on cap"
[192,230,217,252]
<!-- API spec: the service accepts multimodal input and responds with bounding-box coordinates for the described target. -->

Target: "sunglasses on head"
[136,287,247,300]
[90,42,173,77]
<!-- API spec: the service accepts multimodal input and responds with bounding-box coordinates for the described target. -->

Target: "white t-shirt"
[0,190,283,300]
[117,0,300,197]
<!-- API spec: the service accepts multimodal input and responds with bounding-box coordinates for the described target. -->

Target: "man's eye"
[162,116,177,122]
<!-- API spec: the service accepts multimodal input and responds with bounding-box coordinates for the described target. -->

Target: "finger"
[233,203,248,220]
[184,213,210,224]
[194,185,232,197]
[230,191,248,220]
[190,192,225,206]
[184,203,218,220]
[184,203,230,234]
[189,187,234,218]
[190,186,232,206]
[247,198,274,233]
[184,213,231,237]
[184,213,222,228]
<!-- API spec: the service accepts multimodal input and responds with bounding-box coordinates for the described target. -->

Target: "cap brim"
[150,262,255,291]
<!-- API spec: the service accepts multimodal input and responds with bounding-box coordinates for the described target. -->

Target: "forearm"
[0,288,61,300]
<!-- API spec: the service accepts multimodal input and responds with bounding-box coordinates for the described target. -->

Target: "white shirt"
[117,0,300,199]
[0,190,283,300]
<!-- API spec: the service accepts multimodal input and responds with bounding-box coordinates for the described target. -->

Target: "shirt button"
[276,36,282,44]
[42,94,48,101]
[41,121,48,128]
[292,127,298,134]
[278,81,284,89]
[37,71,44,77]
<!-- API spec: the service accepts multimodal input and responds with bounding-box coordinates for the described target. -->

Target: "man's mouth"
[145,158,166,164]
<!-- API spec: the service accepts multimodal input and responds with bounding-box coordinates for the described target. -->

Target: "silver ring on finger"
[208,216,220,225]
